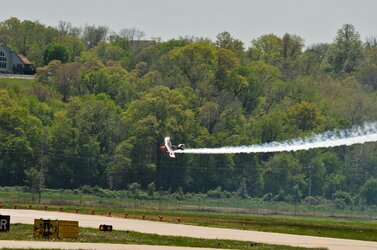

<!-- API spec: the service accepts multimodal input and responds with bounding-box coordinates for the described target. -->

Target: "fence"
[0,188,376,220]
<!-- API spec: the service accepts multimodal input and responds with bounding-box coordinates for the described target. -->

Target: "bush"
[173,187,185,200]
[207,187,224,198]
[147,182,156,198]
[334,198,346,209]
[128,182,141,198]
[235,179,249,199]
[359,178,377,205]
[44,43,70,64]
[272,189,286,202]
[80,185,95,194]
[304,196,320,206]
[332,191,353,205]
[262,193,273,201]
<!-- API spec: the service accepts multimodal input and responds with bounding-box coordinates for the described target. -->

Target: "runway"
[1,209,377,250]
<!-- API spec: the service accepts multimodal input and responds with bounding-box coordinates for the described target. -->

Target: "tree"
[107,141,132,189]
[235,179,249,199]
[53,62,82,101]
[160,43,217,92]
[46,95,122,188]
[94,41,127,64]
[215,31,244,58]
[214,48,242,93]
[59,35,85,61]
[326,24,362,73]
[119,27,145,41]
[83,25,109,48]
[240,61,281,112]
[299,43,329,75]
[359,178,377,205]
[252,112,282,143]
[44,43,70,64]
[356,64,377,91]
[123,86,198,189]
[0,90,43,186]
[280,33,305,79]
[82,65,128,100]
[46,111,76,188]
[263,154,302,196]
[57,21,81,37]
[0,17,58,66]
[281,33,304,61]
[287,102,323,131]
[196,101,221,133]
[250,34,282,65]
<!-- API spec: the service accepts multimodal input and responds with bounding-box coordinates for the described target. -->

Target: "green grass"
[1,187,376,242]
[0,77,43,99]
[0,224,325,250]
[2,202,377,242]
[2,188,376,221]
[0,77,37,90]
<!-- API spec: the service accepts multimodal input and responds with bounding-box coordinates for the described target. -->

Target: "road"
[0,74,35,79]
[0,240,227,250]
[1,208,377,250]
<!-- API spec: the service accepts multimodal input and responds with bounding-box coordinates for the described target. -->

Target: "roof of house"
[0,42,34,65]
[18,54,32,64]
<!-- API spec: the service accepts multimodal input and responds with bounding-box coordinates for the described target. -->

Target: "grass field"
[0,77,37,91]
[1,187,376,221]
[1,186,377,242]
[0,224,325,250]
[1,202,377,242]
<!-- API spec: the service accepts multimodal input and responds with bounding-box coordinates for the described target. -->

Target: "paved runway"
[0,240,228,250]
[1,209,377,250]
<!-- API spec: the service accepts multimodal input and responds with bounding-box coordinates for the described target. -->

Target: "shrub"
[272,189,286,202]
[207,186,223,198]
[359,178,377,205]
[332,191,353,205]
[262,193,273,201]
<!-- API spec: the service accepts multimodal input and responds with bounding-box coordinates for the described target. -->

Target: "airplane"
[160,137,185,158]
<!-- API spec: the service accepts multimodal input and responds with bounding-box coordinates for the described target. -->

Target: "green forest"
[1,17,377,206]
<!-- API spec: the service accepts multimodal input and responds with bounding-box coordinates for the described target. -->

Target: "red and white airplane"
[160,137,185,158]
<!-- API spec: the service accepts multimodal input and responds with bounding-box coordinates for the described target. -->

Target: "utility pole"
[308,165,312,207]
[38,129,48,204]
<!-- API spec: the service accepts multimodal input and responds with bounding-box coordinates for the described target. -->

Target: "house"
[0,43,36,75]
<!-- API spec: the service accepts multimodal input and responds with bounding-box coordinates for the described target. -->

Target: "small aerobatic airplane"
[160,137,185,158]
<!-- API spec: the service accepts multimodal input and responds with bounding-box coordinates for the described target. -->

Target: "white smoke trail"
[175,121,377,155]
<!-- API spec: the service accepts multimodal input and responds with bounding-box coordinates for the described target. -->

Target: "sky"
[2,0,377,47]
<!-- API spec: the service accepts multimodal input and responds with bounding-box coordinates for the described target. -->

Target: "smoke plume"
[175,121,377,155]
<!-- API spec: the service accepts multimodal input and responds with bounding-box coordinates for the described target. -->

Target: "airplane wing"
[164,137,175,158]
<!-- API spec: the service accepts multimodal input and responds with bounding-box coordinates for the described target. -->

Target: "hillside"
[1,18,377,207]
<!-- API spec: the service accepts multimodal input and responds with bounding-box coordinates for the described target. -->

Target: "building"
[0,43,36,75]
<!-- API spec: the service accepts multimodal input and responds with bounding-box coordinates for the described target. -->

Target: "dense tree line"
[1,18,377,205]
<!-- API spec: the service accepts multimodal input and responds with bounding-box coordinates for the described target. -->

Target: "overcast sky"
[2,0,377,47]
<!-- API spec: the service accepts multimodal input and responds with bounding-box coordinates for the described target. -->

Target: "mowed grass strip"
[3,203,377,242]
[0,224,325,250]
[0,77,38,91]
